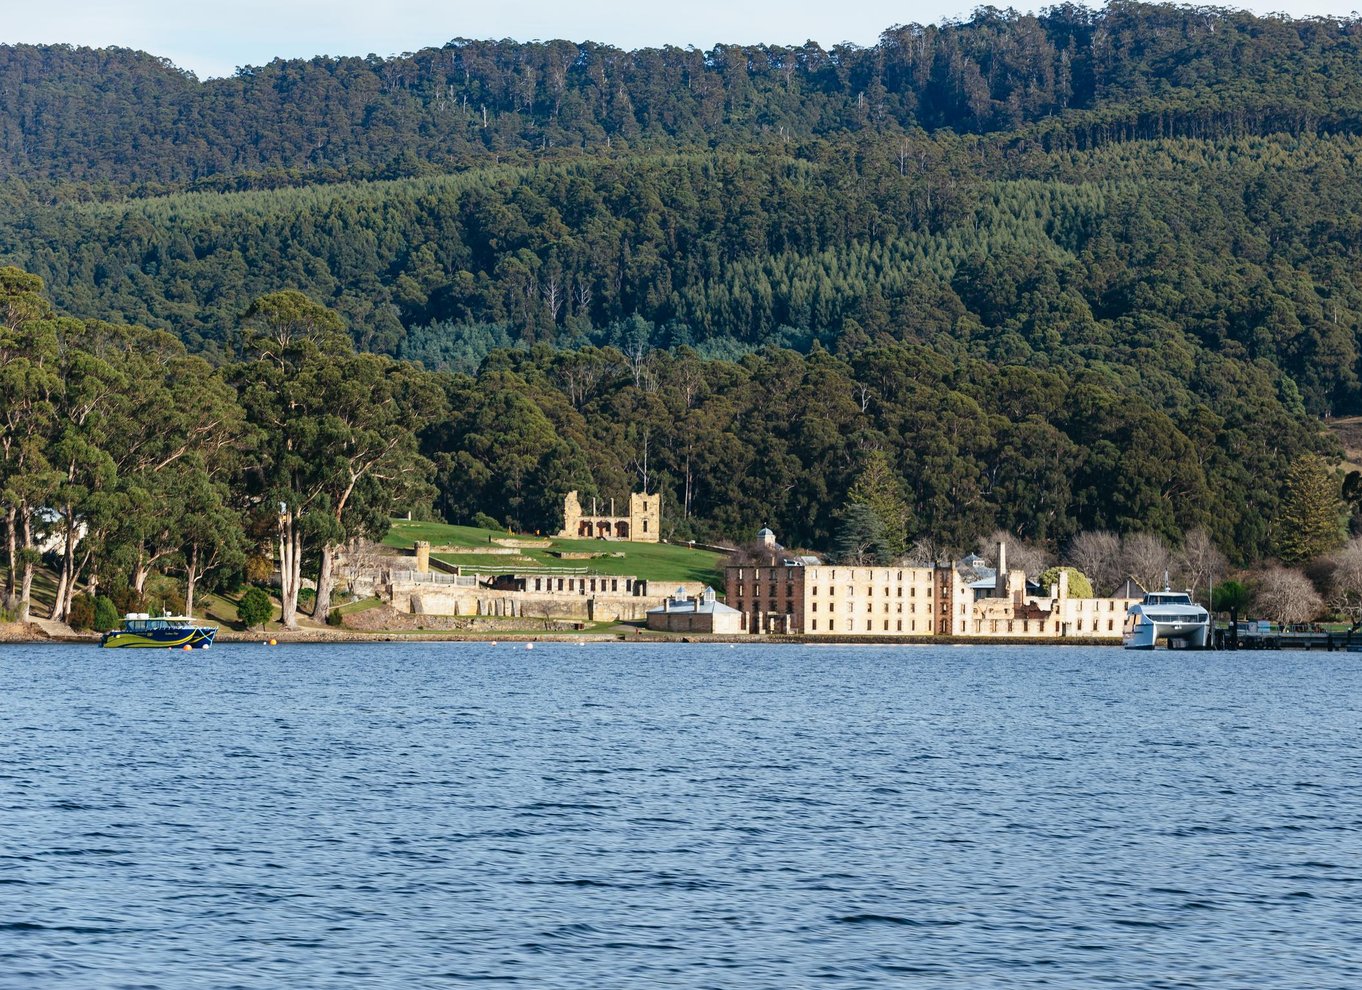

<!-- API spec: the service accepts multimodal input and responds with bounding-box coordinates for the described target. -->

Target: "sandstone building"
[726,533,1139,640]
[646,587,744,634]
[559,491,661,543]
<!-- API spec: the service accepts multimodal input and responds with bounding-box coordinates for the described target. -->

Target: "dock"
[1215,628,1360,651]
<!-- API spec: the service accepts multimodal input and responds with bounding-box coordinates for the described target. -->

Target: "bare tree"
[541,274,563,322]
[905,535,959,567]
[976,529,1052,578]
[573,277,593,315]
[1121,532,1173,593]
[1176,528,1228,605]
[1066,530,1122,595]
[1253,567,1324,626]
[1326,536,1362,623]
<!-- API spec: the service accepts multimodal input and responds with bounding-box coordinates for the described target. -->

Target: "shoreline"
[2,621,1125,647]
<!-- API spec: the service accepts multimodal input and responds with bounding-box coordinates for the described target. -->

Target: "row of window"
[532,577,627,593]
[808,619,920,632]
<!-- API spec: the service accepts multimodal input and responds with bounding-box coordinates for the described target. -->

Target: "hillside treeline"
[6,133,1362,418]
[3,5,1362,193]
[1,268,1344,628]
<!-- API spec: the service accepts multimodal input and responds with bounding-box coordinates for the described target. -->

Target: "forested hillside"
[4,3,1362,192]
[3,2,1362,596]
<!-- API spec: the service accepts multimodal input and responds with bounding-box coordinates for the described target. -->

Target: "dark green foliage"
[67,594,95,631]
[236,587,273,630]
[1275,455,1347,564]
[834,502,891,566]
[93,595,119,632]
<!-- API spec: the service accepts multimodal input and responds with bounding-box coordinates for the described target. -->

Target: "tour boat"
[100,613,218,649]
[1122,588,1210,649]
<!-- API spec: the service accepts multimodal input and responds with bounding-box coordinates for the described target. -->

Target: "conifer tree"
[1274,454,1346,564]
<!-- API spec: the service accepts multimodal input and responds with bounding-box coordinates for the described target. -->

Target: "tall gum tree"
[0,267,60,621]
[235,291,444,626]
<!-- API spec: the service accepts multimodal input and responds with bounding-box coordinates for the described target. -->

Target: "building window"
[897,620,902,631]
[1108,619,1114,631]
[829,620,835,631]
[811,620,817,631]
[866,620,872,631]
[883,620,888,631]
[643,519,648,533]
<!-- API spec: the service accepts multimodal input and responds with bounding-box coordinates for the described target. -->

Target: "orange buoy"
[183,644,192,651]
[268,638,277,646]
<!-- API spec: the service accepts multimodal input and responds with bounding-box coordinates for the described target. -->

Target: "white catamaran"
[1123,585,1210,650]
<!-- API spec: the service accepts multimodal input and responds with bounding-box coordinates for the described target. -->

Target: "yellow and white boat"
[100,613,218,649]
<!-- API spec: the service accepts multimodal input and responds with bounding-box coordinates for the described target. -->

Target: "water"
[1,642,1360,988]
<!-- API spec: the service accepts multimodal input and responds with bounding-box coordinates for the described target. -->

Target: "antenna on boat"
[1163,570,1171,592]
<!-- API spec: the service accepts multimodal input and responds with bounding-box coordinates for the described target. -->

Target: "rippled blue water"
[1,642,1360,988]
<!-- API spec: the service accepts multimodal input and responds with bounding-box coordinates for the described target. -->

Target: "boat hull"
[100,626,217,649]
[1123,619,1209,650]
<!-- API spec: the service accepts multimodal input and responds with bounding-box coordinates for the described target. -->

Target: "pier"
[1214,627,1360,651]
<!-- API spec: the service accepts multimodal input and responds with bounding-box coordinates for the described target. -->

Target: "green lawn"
[386,519,725,586]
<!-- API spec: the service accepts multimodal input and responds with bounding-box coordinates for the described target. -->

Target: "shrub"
[93,595,120,632]
[1038,566,1094,599]
[472,511,502,531]
[68,594,96,631]
[297,587,316,609]
[236,587,273,630]
[326,608,344,626]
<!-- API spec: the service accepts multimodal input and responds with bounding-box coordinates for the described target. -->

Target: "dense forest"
[5,3,1362,625]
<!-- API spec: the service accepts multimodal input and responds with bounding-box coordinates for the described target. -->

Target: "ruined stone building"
[558,490,661,543]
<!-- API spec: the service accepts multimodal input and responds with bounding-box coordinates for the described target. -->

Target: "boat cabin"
[1143,592,1193,606]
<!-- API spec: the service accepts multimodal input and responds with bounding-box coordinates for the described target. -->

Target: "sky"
[8,0,1362,79]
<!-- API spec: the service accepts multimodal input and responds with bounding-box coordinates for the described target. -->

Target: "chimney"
[996,541,1007,599]
[1058,568,1069,601]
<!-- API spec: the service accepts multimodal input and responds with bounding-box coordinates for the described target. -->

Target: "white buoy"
[525,642,534,650]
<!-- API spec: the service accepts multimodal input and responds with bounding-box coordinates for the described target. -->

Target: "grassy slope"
[384,519,725,587]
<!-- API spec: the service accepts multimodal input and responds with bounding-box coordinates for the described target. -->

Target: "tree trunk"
[185,545,199,620]
[4,504,15,606]
[17,510,33,623]
[60,547,90,623]
[313,545,335,620]
[279,521,302,628]
[131,553,150,597]
[52,506,74,621]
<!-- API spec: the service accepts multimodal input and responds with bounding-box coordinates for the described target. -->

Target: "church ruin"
[558,490,661,543]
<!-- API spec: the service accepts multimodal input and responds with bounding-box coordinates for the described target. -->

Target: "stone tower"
[629,492,661,543]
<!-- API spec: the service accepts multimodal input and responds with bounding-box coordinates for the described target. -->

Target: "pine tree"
[1274,454,1346,564]
[846,448,914,558]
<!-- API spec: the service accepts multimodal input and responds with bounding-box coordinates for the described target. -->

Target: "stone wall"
[389,578,707,622]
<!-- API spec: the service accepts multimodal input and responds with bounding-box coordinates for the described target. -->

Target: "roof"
[647,586,742,616]
[757,527,775,537]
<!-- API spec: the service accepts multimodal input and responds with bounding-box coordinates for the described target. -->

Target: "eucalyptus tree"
[0,267,61,621]
[235,290,445,625]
